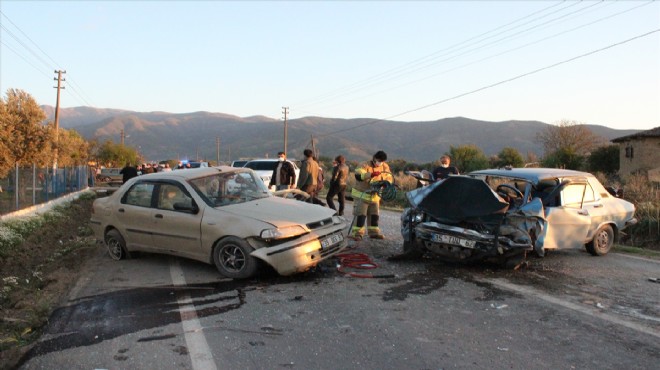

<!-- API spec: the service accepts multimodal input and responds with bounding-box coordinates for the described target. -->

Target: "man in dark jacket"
[296,149,320,203]
[432,155,459,181]
[326,155,349,215]
[269,152,297,190]
[119,163,139,184]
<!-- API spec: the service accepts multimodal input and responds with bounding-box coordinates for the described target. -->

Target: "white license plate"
[431,233,476,248]
[321,232,344,249]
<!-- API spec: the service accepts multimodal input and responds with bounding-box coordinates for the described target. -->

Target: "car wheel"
[213,237,259,279]
[105,229,131,260]
[586,224,614,256]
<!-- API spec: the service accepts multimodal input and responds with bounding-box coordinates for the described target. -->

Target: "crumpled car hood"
[406,176,510,223]
[218,196,336,228]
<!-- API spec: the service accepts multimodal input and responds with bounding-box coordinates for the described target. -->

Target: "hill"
[43,106,639,163]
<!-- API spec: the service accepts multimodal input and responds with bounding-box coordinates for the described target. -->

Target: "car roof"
[469,168,593,185]
[138,166,246,180]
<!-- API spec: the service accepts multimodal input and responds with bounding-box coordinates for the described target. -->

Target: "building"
[611,127,660,182]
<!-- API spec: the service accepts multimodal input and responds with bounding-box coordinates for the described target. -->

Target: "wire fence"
[0,165,92,216]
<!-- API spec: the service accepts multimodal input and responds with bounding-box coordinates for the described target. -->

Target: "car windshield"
[188,171,270,207]
[244,161,278,171]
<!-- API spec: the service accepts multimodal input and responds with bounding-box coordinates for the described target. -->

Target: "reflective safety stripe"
[351,188,380,202]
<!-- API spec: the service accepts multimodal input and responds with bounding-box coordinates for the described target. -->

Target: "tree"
[57,128,90,166]
[588,145,619,174]
[0,89,52,177]
[542,147,583,170]
[536,119,604,158]
[449,144,489,173]
[94,140,141,168]
[495,147,524,168]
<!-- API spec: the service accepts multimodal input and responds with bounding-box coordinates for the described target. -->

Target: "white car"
[401,168,637,267]
[90,166,348,279]
[243,159,300,191]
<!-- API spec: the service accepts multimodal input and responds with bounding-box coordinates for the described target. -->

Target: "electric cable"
[314,28,660,139]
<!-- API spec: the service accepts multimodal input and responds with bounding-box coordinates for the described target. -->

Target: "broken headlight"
[260,225,309,240]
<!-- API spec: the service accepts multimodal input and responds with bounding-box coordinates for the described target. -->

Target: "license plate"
[431,233,476,248]
[321,232,344,249]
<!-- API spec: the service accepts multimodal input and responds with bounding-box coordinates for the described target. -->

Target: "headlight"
[260,225,309,240]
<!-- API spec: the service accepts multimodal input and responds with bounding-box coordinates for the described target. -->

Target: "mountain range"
[41,106,639,164]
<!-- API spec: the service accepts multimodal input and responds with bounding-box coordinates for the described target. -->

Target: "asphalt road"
[18,203,660,370]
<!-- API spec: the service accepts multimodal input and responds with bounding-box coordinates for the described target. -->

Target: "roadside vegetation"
[0,193,97,365]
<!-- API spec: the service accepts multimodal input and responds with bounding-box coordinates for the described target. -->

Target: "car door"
[542,180,592,250]
[118,181,157,250]
[151,182,204,260]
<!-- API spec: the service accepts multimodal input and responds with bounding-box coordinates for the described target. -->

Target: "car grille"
[307,217,334,230]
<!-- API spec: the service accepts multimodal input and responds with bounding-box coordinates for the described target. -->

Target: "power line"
[317,28,660,139]
[294,1,572,109]
[296,1,651,118]
[308,0,650,115]
[0,10,95,107]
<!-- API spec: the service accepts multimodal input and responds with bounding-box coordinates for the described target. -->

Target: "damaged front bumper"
[415,222,533,256]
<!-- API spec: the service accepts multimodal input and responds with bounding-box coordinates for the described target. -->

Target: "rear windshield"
[244,161,277,171]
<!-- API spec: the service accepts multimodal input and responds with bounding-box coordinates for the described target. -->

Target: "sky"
[0,1,659,131]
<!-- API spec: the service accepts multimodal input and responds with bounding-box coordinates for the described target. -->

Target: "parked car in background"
[400,168,637,267]
[230,160,249,168]
[174,161,209,170]
[96,168,123,183]
[243,159,300,191]
[90,166,348,279]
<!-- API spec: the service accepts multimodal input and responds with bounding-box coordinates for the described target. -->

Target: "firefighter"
[350,150,393,240]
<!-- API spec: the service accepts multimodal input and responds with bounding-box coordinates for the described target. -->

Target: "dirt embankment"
[0,194,99,369]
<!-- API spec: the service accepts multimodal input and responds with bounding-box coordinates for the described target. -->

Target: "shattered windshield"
[189,171,270,207]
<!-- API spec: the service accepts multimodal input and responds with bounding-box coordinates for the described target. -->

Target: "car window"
[123,182,155,207]
[156,184,190,211]
[561,183,587,208]
[189,172,269,207]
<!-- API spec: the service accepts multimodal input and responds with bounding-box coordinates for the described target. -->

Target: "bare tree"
[536,119,605,157]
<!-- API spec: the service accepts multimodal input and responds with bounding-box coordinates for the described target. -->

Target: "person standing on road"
[350,150,393,240]
[119,163,138,184]
[432,155,459,181]
[296,149,319,203]
[326,155,349,216]
[269,152,297,190]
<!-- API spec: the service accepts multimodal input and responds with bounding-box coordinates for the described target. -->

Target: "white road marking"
[482,278,660,340]
[613,252,660,264]
[170,260,219,370]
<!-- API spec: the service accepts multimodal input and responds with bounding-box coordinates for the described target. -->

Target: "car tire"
[213,237,259,279]
[105,229,131,260]
[586,224,614,256]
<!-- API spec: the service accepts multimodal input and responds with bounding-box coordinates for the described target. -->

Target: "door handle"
[593,203,603,208]
[118,208,125,213]
[155,214,163,219]
[578,210,589,216]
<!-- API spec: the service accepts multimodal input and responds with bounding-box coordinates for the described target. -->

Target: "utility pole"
[282,107,289,155]
[53,70,66,169]
[120,129,125,145]
[216,136,220,164]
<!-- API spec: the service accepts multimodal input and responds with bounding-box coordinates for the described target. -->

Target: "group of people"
[268,149,459,241]
[119,162,173,183]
